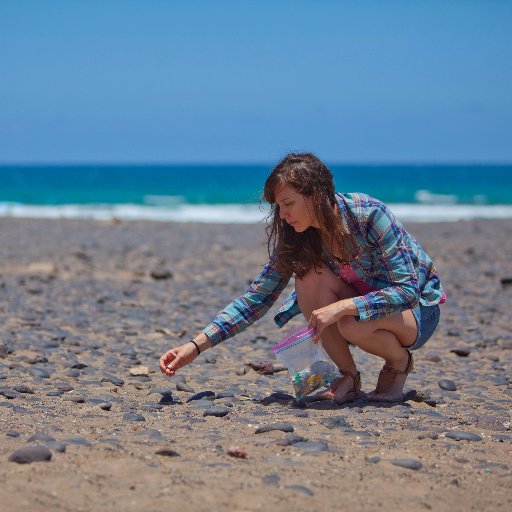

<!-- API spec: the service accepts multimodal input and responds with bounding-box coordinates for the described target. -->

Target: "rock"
[56,383,74,392]
[476,415,507,431]
[0,388,19,399]
[500,277,512,287]
[203,406,229,417]
[28,367,51,379]
[445,431,482,442]
[205,354,217,364]
[123,412,146,422]
[255,423,294,434]
[64,437,91,447]
[246,360,280,375]
[366,456,381,464]
[99,402,112,411]
[321,416,350,429]
[450,348,471,357]
[6,431,21,438]
[293,441,328,453]
[150,268,173,280]
[286,485,314,496]
[260,392,295,406]
[262,474,280,485]
[391,458,423,470]
[45,441,67,453]
[447,328,461,337]
[9,445,52,464]
[276,434,308,446]
[216,390,235,399]
[438,380,458,391]
[186,391,215,402]
[28,432,56,443]
[176,383,195,393]
[129,366,150,376]
[46,390,63,396]
[227,446,247,458]
[12,384,35,394]
[155,448,180,457]
[62,395,85,403]
[101,375,124,386]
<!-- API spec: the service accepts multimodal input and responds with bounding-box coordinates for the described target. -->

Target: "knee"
[338,315,362,344]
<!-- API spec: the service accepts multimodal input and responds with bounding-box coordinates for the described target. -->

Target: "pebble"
[0,388,19,399]
[101,375,125,386]
[64,437,91,447]
[150,267,173,280]
[123,412,146,422]
[262,473,280,485]
[293,441,328,453]
[62,395,85,403]
[203,406,230,417]
[276,434,308,446]
[391,458,423,470]
[205,355,217,364]
[28,432,56,443]
[286,485,314,496]
[366,456,381,464]
[438,380,458,391]
[46,390,63,396]
[450,348,471,357]
[227,446,247,458]
[445,431,482,442]
[186,391,215,402]
[129,366,150,376]
[155,448,180,457]
[13,384,35,394]
[176,383,195,393]
[255,423,294,434]
[9,445,52,464]
[321,416,350,429]
[99,402,112,411]
[28,368,51,379]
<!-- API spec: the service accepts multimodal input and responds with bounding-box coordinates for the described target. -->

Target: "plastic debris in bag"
[271,325,340,400]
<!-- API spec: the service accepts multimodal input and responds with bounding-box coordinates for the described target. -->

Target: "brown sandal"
[370,350,414,402]
[312,370,362,404]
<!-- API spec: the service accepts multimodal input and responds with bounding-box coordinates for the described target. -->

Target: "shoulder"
[336,192,393,223]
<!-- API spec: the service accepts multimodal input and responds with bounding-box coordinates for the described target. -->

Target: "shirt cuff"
[202,323,224,347]
[351,296,373,321]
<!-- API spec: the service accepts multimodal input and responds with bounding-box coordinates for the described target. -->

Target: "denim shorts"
[407,303,441,351]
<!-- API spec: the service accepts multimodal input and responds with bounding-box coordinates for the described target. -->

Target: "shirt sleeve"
[351,203,420,321]
[202,256,290,346]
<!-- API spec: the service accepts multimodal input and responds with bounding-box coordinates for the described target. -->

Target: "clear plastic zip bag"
[272,325,340,401]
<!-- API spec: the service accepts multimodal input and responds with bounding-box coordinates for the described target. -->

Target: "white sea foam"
[1,202,512,223]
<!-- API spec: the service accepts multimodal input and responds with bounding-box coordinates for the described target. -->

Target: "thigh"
[295,263,358,300]
[354,309,418,347]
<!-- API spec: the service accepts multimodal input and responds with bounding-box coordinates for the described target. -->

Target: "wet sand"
[0,217,511,512]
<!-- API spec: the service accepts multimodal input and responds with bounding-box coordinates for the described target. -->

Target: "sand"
[0,217,511,512]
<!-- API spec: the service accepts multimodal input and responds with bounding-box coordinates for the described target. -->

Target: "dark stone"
[45,441,67,453]
[46,391,63,396]
[0,388,19,399]
[186,391,215,402]
[66,370,81,378]
[56,383,74,392]
[176,383,195,393]
[62,395,85,403]
[445,431,482,442]
[285,485,314,496]
[28,432,56,443]
[155,448,180,457]
[216,390,235,399]
[260,392,295,406]
[500,277,512,287]
[13,384,35,394]
[28,367,51,378]
[450,349,471,357]
[9,445,52,464]
[6,431,21,437]
[438,380,457,391]
[447,328,461,337]
[99,402,112,411]
[64,437,91,447]
[246,360,278,375]
[320,416,350,429]
[71,363,88,369]
[123,412,146,422]
[262,473,280,485]
[366,456,381,464]
[203,406,229,417]
[255,423,294,434]
[205,355,217,364]
[276,434,308,446]
[150,268,173,280]
[391,458,423,470]
[293,441,328,453]
[101,375,125,386]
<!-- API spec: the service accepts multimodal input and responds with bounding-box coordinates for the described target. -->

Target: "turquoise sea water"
[1,164,511,222]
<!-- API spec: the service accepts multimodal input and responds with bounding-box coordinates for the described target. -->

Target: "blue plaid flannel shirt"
[203,192,445,346]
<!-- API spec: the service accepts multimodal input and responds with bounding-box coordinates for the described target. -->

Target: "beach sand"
[0,217,511,512]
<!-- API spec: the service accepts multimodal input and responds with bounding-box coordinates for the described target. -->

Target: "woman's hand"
[159,342,198,377]
[308,301,345,343]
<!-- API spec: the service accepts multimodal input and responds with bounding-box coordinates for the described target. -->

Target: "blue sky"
[1,0,511,163]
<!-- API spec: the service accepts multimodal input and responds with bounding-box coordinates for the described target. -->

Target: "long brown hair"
[263,152,355,279]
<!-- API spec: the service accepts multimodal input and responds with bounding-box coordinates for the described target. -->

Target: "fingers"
[159,350,178,375]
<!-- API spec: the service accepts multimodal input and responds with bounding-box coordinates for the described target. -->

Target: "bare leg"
[338,312,417,401]
[295,265,360,403]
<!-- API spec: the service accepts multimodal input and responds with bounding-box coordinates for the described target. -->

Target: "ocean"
[1,164,511,223]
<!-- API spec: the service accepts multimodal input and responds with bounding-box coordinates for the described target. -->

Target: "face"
[275,184,319,232]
